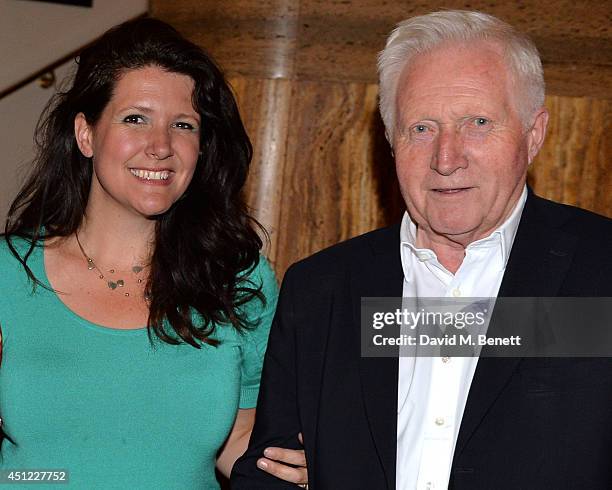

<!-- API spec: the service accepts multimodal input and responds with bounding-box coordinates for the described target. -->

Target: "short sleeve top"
[0,238,278,489]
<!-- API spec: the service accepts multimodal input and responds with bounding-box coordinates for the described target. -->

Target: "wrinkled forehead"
[399,40,512,87]
[395,40,521,116]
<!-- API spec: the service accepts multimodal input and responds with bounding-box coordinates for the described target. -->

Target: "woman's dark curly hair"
[4,17,264,347]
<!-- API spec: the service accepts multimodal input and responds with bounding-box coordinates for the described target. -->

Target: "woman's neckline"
[39,237,148,335]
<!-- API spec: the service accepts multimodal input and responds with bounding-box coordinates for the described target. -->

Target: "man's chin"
[428,222,485,245]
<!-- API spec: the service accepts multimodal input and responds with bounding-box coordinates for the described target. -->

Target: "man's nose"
[146,126,173,160]
[430,128,468,175]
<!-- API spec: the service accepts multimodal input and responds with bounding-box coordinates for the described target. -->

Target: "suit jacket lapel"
[354,225,403,490]
[454,192,578,459]
[494,192,578,298]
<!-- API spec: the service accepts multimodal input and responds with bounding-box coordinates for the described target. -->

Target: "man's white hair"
[377,10,545,141]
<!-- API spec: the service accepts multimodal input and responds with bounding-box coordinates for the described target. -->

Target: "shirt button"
[441,357,450,363]
[452,288,461,297]
[435,417,445,426]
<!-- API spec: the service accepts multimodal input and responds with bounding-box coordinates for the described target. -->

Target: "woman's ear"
[74,112,94,158]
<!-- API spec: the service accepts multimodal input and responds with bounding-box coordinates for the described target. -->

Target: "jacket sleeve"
[231,264,305,489]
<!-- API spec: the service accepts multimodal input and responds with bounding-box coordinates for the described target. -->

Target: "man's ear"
[526,108,549,165]
[74,112,94,158]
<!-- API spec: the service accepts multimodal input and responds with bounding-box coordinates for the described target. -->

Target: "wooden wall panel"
[153,0,299,79]
[229,77,292,262]
[230,77,402,272]
[275,81,401,273]
[153,0,612,98]
[529,96,611,214]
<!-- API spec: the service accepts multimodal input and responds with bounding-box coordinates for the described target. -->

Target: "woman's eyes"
[172,122,198,131]
[122,115,198,131]
[123,114,146,124]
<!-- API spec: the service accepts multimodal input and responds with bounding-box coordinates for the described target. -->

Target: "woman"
[0,18,306,488]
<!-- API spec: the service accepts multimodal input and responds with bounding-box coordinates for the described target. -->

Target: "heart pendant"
[108,281,117,290]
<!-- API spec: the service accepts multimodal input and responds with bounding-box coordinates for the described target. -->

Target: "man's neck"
[414,230,467,273]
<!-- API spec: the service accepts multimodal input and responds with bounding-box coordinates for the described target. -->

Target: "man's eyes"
[412,124,430,133]
[405,117,491,137]
[472,117,491,127]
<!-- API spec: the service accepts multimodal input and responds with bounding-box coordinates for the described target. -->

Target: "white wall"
[0,60,76,223]
[0,0,148,92]
[0,0,148,225]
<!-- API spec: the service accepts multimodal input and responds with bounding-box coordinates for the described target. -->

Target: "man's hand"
[257,433,308,486]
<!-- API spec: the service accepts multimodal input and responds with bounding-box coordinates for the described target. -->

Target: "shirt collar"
[400,185,527,267]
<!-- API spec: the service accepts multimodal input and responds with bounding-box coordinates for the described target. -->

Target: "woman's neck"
[74,211,155,271]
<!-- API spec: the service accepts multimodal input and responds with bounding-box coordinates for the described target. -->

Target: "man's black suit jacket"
[232,193,612,489]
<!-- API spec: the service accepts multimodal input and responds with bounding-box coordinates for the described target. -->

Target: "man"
[232,10,612,489]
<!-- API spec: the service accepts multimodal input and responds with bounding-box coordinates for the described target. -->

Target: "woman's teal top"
[0,238,278,489]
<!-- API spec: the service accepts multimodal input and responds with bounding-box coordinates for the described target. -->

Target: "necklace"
[74,231,146,298]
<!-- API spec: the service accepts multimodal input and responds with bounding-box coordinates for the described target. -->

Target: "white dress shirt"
[396,187,527,490]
